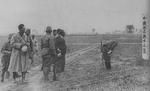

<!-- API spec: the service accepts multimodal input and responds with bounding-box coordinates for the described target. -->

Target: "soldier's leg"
[5,60,10,79]
[105,62,110,70]
[108,62,111,69]
[43,67,49,81]
[107,59,111,70]
[52,64,57,81]
[1,70,5,82]
[52,57,57,81]
[56,61,60,73]
[5,71,10,79]
[104,58,109,70]
[58,57,65,73]
[1,61,7,82]
[55,62,59,73]
[60,61,64,72]
[105,61,108,69]
[24,72,27,80]
[105,58,111,70]
[20,71,27,82]
[61,57,65,72]
[42,57,50,81]
[55,58,61,73]
[13,72,17,81]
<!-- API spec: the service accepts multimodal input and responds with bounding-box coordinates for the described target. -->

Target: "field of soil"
[0,34,149,91]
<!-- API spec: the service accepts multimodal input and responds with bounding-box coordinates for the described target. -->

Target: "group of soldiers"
[0,24,66,83]
[0,23,117,83]
[40,26,66,81]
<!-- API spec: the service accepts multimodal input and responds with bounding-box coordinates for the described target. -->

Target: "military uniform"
[41,34,56,81]
[26,35,33,52]
[8,32,30,82]
[102,44,111,70]
[25,35,33,65]
[1,42,12,82]
[55,35,66,73]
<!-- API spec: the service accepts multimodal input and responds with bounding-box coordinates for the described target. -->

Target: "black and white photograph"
[0,0,149,91]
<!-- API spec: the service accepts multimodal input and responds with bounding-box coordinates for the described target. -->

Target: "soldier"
[55,29,67,73]
[8,24,29,83]
[101,44,112,70]
[40,26,57,81]
[25,29,33,65]
[1,34,13,82]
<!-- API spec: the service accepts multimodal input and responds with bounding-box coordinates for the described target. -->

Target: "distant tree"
[92,28,97,35]
[126,25,135,33]
[92,28,95,33]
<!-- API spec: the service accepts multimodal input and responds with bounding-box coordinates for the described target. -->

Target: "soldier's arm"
[61,39,67,56]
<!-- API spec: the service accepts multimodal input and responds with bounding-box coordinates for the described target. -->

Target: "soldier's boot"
[1,71,5,82]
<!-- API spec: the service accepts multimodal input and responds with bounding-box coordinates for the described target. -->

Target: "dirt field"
[0,34,149,91]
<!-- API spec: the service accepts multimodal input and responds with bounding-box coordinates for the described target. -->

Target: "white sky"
[0,0,148,35]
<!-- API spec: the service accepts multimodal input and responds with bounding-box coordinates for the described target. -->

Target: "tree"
[92,28,95,33]
[126,25,135,33]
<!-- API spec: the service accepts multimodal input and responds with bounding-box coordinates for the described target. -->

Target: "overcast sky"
[0,0,148,35]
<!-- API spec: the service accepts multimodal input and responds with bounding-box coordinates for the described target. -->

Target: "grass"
[0,34,147,91]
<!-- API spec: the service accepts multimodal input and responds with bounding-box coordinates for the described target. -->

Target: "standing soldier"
[25,29,33,65]
[101,44,112,70]
[40,26,56,81]
[55,29,67,73]
[1,34,13,82]
[8,24,29,83]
